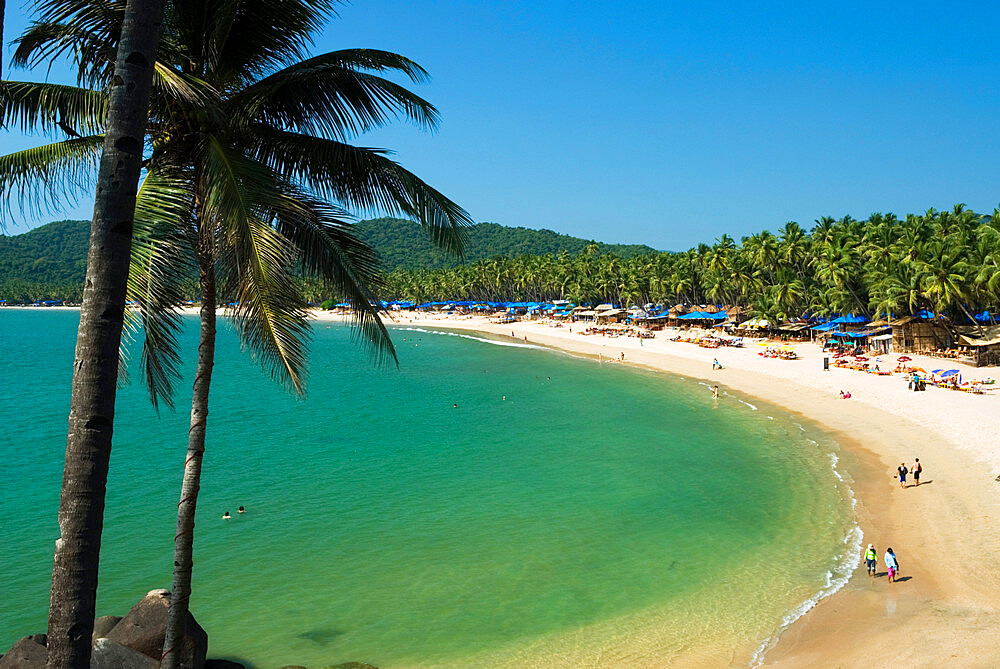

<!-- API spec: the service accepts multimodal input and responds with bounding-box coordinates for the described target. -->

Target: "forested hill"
[0,217,658,289]
[355,218,658,269]
[0,219,90,284]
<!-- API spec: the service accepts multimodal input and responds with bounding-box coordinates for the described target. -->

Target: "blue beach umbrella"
[940,369,960,378]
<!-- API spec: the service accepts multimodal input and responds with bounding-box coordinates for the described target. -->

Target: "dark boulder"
[91,638,160,669]
[205,661,246,669]
[92,615,123,643]
[0,634,47,669]
[105,589,207,669]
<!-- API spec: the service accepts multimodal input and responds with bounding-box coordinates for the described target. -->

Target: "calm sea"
[1,310,857,667]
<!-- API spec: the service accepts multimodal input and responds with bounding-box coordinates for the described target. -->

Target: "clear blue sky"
[3,1,999,250]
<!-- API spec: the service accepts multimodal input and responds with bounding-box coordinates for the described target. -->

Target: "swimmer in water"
[222,511,231,519]
[712,385,719,398]
[502,395,506,400]
[238,506,245,514]
[453,403,458,408]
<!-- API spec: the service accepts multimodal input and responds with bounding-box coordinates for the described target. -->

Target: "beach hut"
[890,315,949,352]
[955,325,1000,366]
[596,309,625,324]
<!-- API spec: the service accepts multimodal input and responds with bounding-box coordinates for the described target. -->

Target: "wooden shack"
[890,316,949,352]
[956,325,1000,367]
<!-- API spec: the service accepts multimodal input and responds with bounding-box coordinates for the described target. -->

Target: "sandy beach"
[324,310,1000,668]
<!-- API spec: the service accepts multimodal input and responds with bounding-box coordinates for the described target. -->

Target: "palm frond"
[272,191,396,364]
[152,62,220,107]
[202,136,311,393]
[201,0,342,82]
[247,127,469,256]
[13,1,124,87]
[128,168,198,409]
[0,81,108,136]
[230,50,439,139]
[0,135,103,222]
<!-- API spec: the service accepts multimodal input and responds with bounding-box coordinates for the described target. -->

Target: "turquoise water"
[1,311,855,667]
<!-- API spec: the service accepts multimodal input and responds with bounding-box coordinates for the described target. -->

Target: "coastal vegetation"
[382,206,1000,325]
[0,216,653,300]
[5,206,999,330]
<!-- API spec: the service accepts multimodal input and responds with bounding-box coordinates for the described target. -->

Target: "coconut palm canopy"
[379,210,1000,334]
[1,0,471,404]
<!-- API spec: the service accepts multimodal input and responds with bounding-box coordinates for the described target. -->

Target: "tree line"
[381,205,1000,325]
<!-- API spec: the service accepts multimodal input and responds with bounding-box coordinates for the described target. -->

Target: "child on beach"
[864,544,878,576]
[897,463,908,488]
[884,548,899,582]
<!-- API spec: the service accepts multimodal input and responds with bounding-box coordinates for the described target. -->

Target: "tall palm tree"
[1,0,169,666]
[4,1,469,665]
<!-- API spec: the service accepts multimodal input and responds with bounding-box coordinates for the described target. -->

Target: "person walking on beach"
[864,544,878,576]
[712,385,719,398]
[897,463,908,488]
[884,547,900,582]
[713,358,719,370]
[912,458,922,486]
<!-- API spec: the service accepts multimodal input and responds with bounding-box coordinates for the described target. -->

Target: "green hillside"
[0,220,90,283]
[355,218,658,269]
[0,218,657,301]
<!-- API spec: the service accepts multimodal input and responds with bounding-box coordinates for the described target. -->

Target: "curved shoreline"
[362,312,1000,667]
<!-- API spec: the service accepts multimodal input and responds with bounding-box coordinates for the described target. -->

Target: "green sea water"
[1,310,857,667]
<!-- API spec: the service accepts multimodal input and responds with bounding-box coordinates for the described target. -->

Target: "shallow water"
[1,311,855,667]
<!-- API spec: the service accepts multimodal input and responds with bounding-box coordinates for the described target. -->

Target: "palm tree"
[5,1,469,666]
[1,0,169,665]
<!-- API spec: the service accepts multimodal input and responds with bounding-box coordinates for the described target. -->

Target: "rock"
[92,615,123,643]
[205,661,246,669]
[0,634,47,669]
[91,638,160,669]
[105,590,207,669]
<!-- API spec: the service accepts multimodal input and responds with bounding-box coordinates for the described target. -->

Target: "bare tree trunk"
[46,1,163,666]
[161,253,216,669]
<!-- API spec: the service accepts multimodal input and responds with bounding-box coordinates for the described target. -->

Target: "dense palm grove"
[382,205,1000,324]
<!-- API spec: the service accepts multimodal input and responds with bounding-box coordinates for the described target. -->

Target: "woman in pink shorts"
[884,547,899,582]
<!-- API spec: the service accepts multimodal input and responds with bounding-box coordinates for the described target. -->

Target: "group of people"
[864,544,901,582]
[864,458,923,583]
[222,506,246,519]
[896,459,922,487]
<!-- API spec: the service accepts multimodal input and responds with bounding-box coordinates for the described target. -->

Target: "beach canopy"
[810,322,838,331]
[679,310,728,320]
[940,369,960,378]
[828,314,868,324]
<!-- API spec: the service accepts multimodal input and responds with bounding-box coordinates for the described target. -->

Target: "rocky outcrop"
[105,589,207,669]
[91,638,160,669]
[92,614,123,643]
[0,634,47,669]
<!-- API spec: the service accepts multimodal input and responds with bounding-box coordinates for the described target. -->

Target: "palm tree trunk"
[46,1,164,666]
[162,254,216,669]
